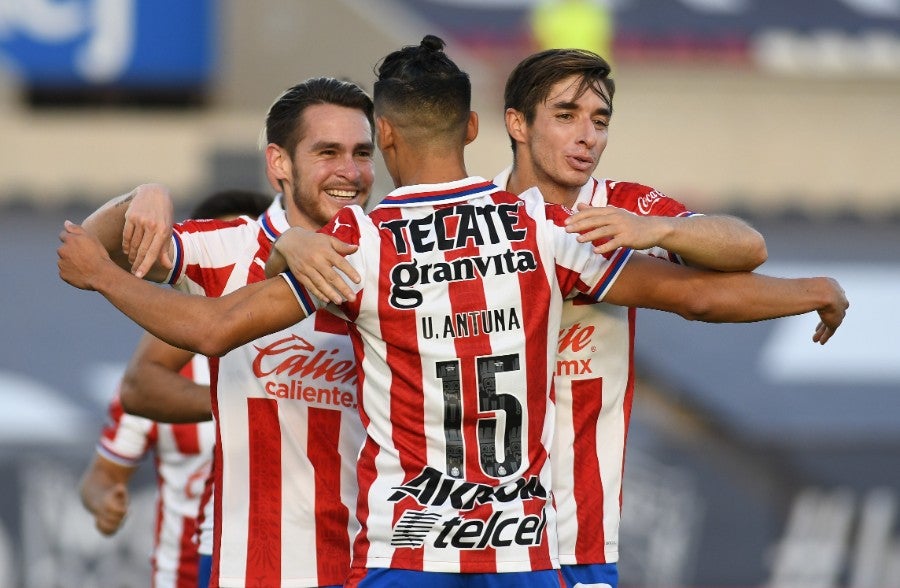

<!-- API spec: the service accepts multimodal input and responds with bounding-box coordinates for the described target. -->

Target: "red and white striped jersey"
[167,197,365,587]
[281,177,633,575]
[196,455,214,557]
[495,168,693,565]
[97,355,214,588]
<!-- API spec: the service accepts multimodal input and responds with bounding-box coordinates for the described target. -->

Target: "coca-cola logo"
[252,334,357,384]
[637,190,664,215]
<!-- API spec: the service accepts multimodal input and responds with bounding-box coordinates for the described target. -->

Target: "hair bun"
[420,35,446,52]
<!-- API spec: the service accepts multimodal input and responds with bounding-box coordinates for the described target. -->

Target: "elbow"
[118,373,141,415]
[194,338,230,358]
[191,323,237,358]
[735,232,768,271]
[746,237,768,270]
[675,295,721,323]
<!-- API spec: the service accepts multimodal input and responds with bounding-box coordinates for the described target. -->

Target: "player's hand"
[121,183,175,278]
[566,203,670,254]
[58,221,115,290]
[93,483,129,536]
[269,228,359,304]
[812,278,849,345]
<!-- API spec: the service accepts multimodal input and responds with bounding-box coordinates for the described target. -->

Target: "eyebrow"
[310,140,375,152]
[549,100,611,118]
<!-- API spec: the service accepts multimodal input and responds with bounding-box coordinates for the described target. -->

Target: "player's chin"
[558,169,592,189]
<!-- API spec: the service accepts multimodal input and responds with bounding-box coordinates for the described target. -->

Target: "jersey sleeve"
[96,393,155,467]
[544,201,633,302]
[166,217,261,292]
[604,179,699,265]
[279,206,365,319]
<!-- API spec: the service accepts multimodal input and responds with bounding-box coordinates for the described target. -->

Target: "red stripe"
[245,398,282,586]
[172,423,201,455]
[352,436,379,570]
[175,515,200,588]
[151,469,164,587]
[620,307,637,512]
[571,377,606,562]
[376,209,427,572]
[443,209,498,573]
[513,208,555,571]
[308,406,352,584]
[208,357,223,588]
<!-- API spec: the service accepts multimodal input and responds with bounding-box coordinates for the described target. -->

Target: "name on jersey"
[421,307,521,340]
[252,334,358,408]
[388,466,547,511]
[380,203,537,309]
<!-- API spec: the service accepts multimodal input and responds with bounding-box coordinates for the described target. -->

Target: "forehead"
[297,103,372,144]
[544,74,609,108]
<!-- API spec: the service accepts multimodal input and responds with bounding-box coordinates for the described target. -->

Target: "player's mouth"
[325,188,362,201]
[565,154,595,172]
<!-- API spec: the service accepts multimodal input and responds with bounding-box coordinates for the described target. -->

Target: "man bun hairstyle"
[373,35,470,136]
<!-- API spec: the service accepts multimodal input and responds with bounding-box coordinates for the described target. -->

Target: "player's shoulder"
[598,178,689,216]
[175,215,254,234]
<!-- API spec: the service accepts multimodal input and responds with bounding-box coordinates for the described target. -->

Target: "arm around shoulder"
[665,214,768,271]
[119,333,211,422]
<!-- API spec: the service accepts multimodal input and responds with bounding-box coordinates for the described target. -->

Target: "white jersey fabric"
[281,177,633,575]
[166,196,365,587]
[494,167,694,565]
[97,355,214,588]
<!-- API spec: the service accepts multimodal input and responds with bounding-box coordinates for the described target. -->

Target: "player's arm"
[58,221,306,357]
[265,226,360,304]
[567,204,768,271]
[603,253,848,344]
[79,453,136,536]
[119,333,211,423]
[81,183,176,281]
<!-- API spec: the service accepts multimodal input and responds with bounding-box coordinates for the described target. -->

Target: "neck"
[507,166,579,208]
[394,148,469,187]
[282,197,321,231]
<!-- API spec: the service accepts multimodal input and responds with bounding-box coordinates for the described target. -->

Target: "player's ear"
[505,108,527,144]
[465,111,478,145]
[265,143,291,192]
[375,116,393,151]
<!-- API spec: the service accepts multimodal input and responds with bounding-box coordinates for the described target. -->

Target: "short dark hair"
[504,49,615,152]
[373,35,470,138]
[189,189,272,220]
[265,77,374,154]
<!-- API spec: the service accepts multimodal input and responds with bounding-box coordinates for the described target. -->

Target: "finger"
[158,248,174,270]
[127,226,145,263]
[329,255,361,285]
[331,239,359,256]
[132,230,155,267]
[133,232,165,278]
[122,222,135,256]
[593,238,620,255]
[300,273,340,306]
[326,272,356,302]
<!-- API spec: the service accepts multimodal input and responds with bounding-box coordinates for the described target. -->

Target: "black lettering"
[409,215,435,252]
[381,218,410,253]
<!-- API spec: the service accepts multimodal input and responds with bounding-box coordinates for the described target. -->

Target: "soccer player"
[74,77,375,588]
[79,189,271,588]
[58,36,848,587]
[496,48,770,588]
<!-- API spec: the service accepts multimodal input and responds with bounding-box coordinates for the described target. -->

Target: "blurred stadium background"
[1,1,898,586]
